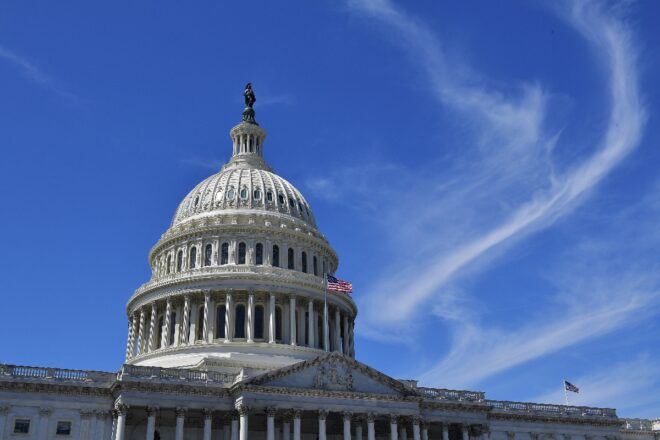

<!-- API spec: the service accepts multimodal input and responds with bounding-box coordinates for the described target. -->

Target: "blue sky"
[1,0,659,418]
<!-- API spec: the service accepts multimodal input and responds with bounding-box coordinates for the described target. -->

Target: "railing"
[0,364,114,383]
[621,418,660,431]
[417,387,485,402]
[488,400,618,419]
[119,364,236,385]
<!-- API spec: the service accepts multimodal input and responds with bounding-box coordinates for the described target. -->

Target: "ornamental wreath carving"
[313,358,354,391]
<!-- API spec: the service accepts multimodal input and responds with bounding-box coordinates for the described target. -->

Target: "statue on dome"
[244,83,256,108]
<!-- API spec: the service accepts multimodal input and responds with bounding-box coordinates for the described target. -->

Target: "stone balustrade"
[489,400,618,418]
[621,418,660,431]
[0,364,114,383]
[417,387,486,402]
[118,364,236,385]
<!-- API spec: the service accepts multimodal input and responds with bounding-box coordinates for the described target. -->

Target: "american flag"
[327,274,353,294]
[564,380,579,393]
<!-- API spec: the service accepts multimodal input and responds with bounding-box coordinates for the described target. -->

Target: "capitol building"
[1,86,658,440]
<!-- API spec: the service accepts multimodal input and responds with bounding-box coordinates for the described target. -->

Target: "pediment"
[243,352,415,397]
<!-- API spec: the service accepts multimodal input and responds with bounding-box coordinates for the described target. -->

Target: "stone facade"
[1,90,658,440]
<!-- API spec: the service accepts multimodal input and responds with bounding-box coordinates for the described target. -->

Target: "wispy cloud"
[181,156,224,171]
[313,0,650,386]
[0,44,79,101]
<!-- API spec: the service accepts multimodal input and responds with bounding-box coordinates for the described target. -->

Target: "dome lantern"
[226,83,269,171]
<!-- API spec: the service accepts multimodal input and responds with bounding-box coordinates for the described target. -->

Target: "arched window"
[196,306,205,341]
[272,245,280,267]
[275,306,283,341]
[254,305,264,339]
[169,312,177,345]
[204,244,212,266]
[289,198,295,208]
[167,255,172,274]
[157,317,164,349]
[278,194,285,205]
[255,243,263,265]
[221,243,229,265]
[302,251,308,273]
[313,256,318,276]
[266,191,273,202]
[189,247,197,269]
[253,189,261,200]
[240,187,248,199]
[176,250,183,272]
[234,304,246,338]
[238,242,246,265]
[288,248,295,270]
[216,305,226,339]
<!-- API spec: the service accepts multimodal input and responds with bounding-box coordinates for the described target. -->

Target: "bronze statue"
[244,83,256,108]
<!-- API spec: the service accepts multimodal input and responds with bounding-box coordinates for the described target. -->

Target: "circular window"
[226,188,236,201]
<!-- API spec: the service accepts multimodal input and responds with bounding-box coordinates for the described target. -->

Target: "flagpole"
[323,272,329,352]
[563,379,569,405]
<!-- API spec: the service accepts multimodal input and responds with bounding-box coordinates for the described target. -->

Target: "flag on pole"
[564,380,580,393]
[326,274,353,294]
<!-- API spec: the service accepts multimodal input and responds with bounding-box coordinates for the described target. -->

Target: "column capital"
[114,403,128,415]
[366,413,376,423]
[292,409,302,419]
[318,409,328,420]
[203,408,213,419]
[231,410,239,421]
[79,410,94,419]
[265,407,277,417]
[145,407,159,416]
[343,411,353,421]
[390,414,399,425]
[237,404,249,416]
[0,405,10,415]
[506,431,515,440]
[412,416,421,426]
[175,407,187,417]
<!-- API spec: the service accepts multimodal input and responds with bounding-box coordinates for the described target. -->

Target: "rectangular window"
[56,421,72,435]
[14,419,30,434]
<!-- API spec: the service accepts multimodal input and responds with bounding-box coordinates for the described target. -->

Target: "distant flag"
[327,274,353,294]
[564,380,580,393]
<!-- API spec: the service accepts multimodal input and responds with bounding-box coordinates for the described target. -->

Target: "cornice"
[488,411,624,427]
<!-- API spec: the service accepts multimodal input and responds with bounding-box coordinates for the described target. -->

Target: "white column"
[269,294,276,343]
[442,424,449,440]
[114,405,127,440]
[179,295,190,345]
[293,410,301,440]
[37,408,51,440]
[189,300,198,344]
[125,316,135,360]
[462,425,469,440]
[137,309,146,355]
[390,416,399,440]
[334,308,341,352]
[323,301,330,351]
[203,409,212,440]
[318,411,327,440]
[146,407,157,440]
[283,419,291,440]
[225,292,233,342]
[148,303,157,351]
[422,424,429,440]
[308,300,315,348]
[247,292,255,343]
[162,299,172,348]
[412,418,421,440]
[175,408,186,440]
[238,406,248,440]
[203,292,210,344]
[343,412,352,440]
[356,423,363,440]
[231,415,239,440]
[289,296,297,345]
[343,314,349,354]
[399,425,407,440]
[266,408,276,440]
[367,414,376,440]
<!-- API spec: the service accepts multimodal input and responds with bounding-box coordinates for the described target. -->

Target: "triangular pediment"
[243,352,416,397]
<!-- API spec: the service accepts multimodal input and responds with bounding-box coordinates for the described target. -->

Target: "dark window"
[240,187,248,199]
[204,244,212,266]
[238,242,246,264]
[14,419,30,434]
[196,306,205,341]
[189,247,197,269]
[313,256,318,276]
[272,245,280,267]
[288,248,295,270]
[278,194,285,205]
[194,196,199,207]
[255,305,264,339]
[56,421,72,435]
[167,255,172,274]
[157,317,164,348]
[298,201,303,211]
[267,191,273,202]
[221,243,229,265]
[289,198,295,207]
[302,251,308,273]
[216,305,226,338]
[235,305,246,338]
[253,189,261,200]
[255,243,263,265]
[169,312,177,345]
[275,306,283,341]
[176,250,183,272]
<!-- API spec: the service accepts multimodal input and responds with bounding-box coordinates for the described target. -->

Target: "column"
[146,407,157,440]
[298,304,306,346]
[137,309,146,355]
[334,308,341,352]
[323,301,330,351]
[114,405,127,440]
[181,297,191,346]
[390,416,399,440]
[356,422,363,440]
[37,407,51,440]
[412,418,421,440]
[148,302,158,351]
[225,292,233,342]
[269,294,276,343]
[94,411,109,439]
[238,406,249,440]
[293,410,301,440]
[110,411,118,440]
[266,408,276,440]
[202,292,210,344]
[81,411,94,438]
[247,292,255,343]
[343,412,352,440]
[162,299,172,348]
[203,409,212,440]
[399,425,407,440]
[125,316,135,360]
[308,300,315,348]
[343,314,349,354]
[0,405,9,437]
[283,417,291,440]
[223,424,231,440]
[367,414,376,440]
[421,423,429,440]
[349,320,355,357]
[175,408,186,440]
[442,424,449,440]
[231,412,239,440]
[189,299,198,344]
[462,425,469,440]
[289,296,297,346]
[318,410,327,440]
